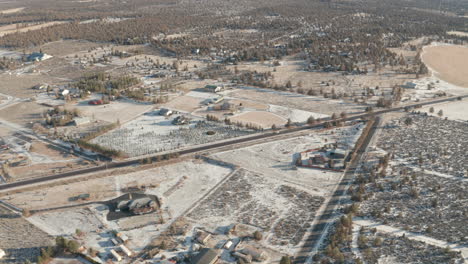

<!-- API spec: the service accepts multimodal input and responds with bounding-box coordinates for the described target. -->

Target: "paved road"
[0,95,466,192]
[294,117,381,264]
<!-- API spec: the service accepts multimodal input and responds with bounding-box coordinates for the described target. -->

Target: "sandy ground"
[226,87,364,115]
[0,21,67,37]
[230,111,286,128]
[3,160,231,212]
[422,44,468,88]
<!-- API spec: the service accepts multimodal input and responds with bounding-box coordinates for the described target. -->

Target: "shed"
[190,248,220,264]
[110,249,122,261]
[72,117,91,126]
[119,245,132,257]
[0,249,5,259]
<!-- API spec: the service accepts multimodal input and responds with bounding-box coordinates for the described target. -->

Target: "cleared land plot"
[226,87,364,115]
[162,95,204,113]
[28,207,102,236]
[230,111,286,128]
[0,207,54,264]
[71,98,152,123]
[0,74,63,98]
[422,45,468,88]
[0,101,47,127]
[419,100,468,122]
[3,160,231,213]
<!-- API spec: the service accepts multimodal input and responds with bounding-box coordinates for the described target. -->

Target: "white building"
[0,249,5,259]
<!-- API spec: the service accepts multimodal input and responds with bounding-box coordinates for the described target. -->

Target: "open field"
[71,98,153,124]
[419,100,468,122]
[226,87,363,116]
[0,21,68,37]
[230,111,286,128]
[422,44,468,88]
[0,101,46,127]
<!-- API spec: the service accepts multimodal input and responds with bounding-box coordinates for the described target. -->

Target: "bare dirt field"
[0,21,67,37]
[0,101,46,127]
[230,111,286,128]
[0,74,62,98]
[36,40,103,57]
[422,45,468,88]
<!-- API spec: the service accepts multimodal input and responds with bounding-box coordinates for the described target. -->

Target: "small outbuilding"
[195,230,212,245]
[0,249,5,259]
[159,108,173,116]
[204,85,223,93]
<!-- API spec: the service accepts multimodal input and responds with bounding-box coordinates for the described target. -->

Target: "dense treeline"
[72,72,140,95]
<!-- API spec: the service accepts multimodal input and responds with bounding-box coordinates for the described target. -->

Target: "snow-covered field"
[419,100,468,122]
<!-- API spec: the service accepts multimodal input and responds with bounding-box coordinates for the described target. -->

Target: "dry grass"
[422,45,468,88]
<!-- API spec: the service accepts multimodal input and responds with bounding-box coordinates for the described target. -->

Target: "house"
[195,231,212,245]
[190,248,220,264]
[27,52,52,62]
[204,85,223,93]
[401,82,417,89]
[239,245,267,261]
[110,249,122,261]
[72,117,91,127]
[159,108,173,116]
[0,249,5,259]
